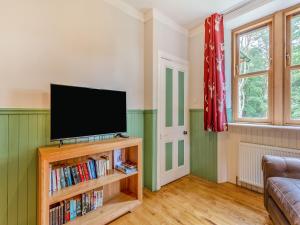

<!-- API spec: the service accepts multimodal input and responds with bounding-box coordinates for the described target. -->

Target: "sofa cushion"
[267,177,300,225]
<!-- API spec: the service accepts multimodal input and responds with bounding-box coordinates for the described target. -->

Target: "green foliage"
[238,26,269,118]
[237,16,300,120]
[291,70,300,119]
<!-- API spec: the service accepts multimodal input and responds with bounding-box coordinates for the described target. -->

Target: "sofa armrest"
[262,155,300,209]
[262,155,300,181]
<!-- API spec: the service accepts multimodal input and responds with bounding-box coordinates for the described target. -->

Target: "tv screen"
[51,84,127,140]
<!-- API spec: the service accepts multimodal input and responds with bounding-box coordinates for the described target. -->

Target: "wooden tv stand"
[38,137,142,225]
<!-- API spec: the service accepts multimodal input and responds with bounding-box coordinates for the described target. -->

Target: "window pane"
[239,26,270,75]
[238,75,268,118]
[291,14,300,66]
[291,70,300,120]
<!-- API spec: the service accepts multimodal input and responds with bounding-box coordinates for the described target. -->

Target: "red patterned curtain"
[204,13,228,132]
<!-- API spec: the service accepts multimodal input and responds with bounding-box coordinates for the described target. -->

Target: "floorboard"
[110,175,273,225]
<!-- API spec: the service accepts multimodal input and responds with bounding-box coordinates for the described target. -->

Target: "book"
[67,166,74,185]
[49,208,53,225]
[55,168,61,191]
[63,166,72,187]
[88,160,96,179]
[82,193,88,215]
[70,199,77,221]
[49,165,52,195]
[52,170,57,192]
[87,161,93,180]
[59,167,66,189]
[75,166,81,183]
[60,202,65,225]
[115,164,137,175]
[114,149,123,167]
[64,200,70,223]
[83,163,90,181]
[75,197,82,217]
[77,164,84,182]
[70,166,78,185]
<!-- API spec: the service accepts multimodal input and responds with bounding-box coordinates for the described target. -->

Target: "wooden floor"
[110,175,273,225]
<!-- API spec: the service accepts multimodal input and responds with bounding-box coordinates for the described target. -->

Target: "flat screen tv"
[51,84,127,141]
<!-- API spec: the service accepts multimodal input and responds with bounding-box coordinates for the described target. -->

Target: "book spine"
[95,160,100,178]
[87,161,93,179]
[70,167,78,185]
[59,168,66,189]
[60,202,64,225]
[70,200,76,221]
[75,166,80,183]
[49,165,52,196]
[77,164,84,182]
[67,167,73,186]
[55,168,61,191]
[76,198,82,216]
[49,208,53,225]
[64,200,70,222]
[52,170,57,192]
[82,193,87,215]
[83,163,90,180]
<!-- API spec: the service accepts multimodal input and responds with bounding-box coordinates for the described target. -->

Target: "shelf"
[49,170,138,205]
[67,193,141,225]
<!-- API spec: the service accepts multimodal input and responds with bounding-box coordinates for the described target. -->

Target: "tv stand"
[115,133,129,138]
[38,138,142,225]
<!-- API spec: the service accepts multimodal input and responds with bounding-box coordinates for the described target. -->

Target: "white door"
[159,59,190,186]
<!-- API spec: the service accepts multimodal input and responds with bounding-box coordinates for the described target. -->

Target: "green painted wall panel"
[143,110,157,191]
[178,71,185,126]
[190,109,217,182]
[0,109,144,225]
[166,68,173,127]
[8,115,19,225]
[165,142,173,171]
[0,115,8,225]
[18,115,29,225]
[27,114,39,225]
[178,140,184,167]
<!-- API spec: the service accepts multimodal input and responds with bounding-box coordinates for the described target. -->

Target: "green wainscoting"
[190,109,217,182]
[143,110,157,191]
[0,109,144,225]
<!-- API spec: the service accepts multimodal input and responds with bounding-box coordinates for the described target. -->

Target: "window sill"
[228,123,300,131]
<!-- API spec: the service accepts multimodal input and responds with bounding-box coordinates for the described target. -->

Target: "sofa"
[262,155,300,225]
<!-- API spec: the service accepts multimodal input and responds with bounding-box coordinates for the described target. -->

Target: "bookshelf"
[38,137,142,225]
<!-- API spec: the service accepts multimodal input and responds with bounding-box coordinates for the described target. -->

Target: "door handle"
[183,131,188,135]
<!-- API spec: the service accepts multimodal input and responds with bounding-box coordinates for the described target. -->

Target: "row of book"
[50,156,109,194]
[50,188,104,225]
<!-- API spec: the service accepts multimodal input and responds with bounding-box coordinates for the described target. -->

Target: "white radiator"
[239,142,300,188]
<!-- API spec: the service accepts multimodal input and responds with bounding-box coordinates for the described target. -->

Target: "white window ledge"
[228,123,300,131]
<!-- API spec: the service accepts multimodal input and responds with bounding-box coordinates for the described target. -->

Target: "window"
[285,11,300,124]
[232,4,300,125]
[232,20,273,122]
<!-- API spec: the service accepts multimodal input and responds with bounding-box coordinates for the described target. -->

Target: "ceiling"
[124,0,250,28]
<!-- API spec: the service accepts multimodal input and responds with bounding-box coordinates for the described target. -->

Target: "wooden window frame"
[232,17,274,123]
[284,7,300,125]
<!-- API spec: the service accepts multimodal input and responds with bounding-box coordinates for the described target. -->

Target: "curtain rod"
[221,0,253,16]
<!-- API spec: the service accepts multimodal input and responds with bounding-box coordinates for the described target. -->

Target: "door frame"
[156,50,190,190]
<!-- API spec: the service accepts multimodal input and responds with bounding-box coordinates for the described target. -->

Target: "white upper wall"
[144,9,189,109]
[0,0,144,109]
